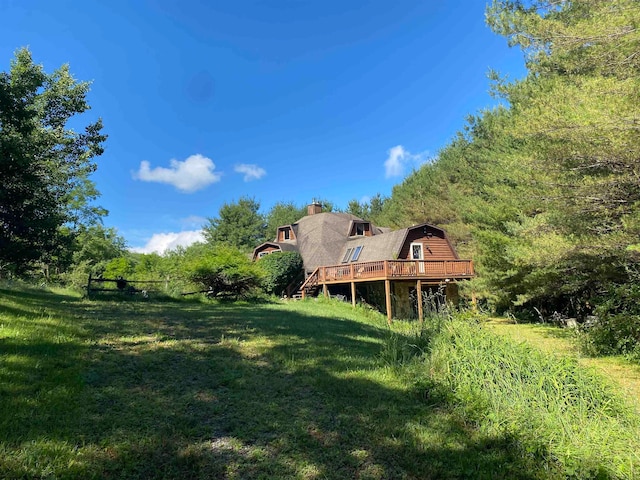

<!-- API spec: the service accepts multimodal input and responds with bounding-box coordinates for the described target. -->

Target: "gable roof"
[253,213,453,273]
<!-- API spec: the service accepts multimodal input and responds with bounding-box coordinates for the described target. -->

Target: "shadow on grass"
[0,291,555,479]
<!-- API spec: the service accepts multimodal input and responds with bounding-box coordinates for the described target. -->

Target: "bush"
[580,284,640,362]
[257,251,303,296]
[186,244,264,299]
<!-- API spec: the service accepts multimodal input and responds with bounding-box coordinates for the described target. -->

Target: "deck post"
[416,280,423,324]
[384,279,392,325]
[351,281,356,308]
[323,284,328,298]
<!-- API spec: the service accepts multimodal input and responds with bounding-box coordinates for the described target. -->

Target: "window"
[342,248,353,263]
[258,251,270,258]
[355,223,364,236]
[283,228,290,240]
[411,243,423,260]
[351,246,363,261]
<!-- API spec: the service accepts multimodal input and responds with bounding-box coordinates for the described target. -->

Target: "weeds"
[427,316,640,478]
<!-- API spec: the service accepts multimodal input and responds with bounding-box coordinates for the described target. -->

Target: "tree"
[265,202,306,240]
[0,48,107,275]
[203,196,266,251]
[346,194,387,224]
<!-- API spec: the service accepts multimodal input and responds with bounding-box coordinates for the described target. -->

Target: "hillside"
[1,285,639,478]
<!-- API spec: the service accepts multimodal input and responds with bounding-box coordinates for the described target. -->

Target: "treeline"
[350,0,640,358]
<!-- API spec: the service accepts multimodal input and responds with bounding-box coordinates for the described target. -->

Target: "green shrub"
[257,251,303,295]
[103,257,137,279]
[186,244,264,299]
[580,284,640,362]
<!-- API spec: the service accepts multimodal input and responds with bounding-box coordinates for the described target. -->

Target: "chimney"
[307,201,322,215]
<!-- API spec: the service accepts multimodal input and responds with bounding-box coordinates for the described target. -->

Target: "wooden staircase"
[298,267,320,299]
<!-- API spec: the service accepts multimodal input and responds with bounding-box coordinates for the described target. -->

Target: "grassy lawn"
[1,286,639,478]
[1,286,544,479]
[486,318,640,408]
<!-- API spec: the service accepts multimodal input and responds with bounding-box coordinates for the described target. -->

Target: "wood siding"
[398,228,457,260]
[277,226,295,242]
[255,245,280,258]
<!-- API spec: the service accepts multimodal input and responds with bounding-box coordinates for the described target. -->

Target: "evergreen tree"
[203,197,266,251]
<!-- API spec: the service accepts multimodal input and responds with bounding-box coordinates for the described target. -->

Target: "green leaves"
[0,48,107,274]
[203,196,266,251]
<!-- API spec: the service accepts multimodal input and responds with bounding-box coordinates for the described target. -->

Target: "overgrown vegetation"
[351,0,640,358]
[258,251,303,296]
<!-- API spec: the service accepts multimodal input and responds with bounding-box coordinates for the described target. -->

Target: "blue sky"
[1,1,527,253]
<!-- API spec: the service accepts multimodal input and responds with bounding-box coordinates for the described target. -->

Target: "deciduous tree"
[0,48,107,275]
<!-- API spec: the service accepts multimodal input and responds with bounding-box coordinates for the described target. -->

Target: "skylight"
[342,248,353,263]
[351,246,363,261]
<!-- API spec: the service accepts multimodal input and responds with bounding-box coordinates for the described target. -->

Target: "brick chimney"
[307,201,322,215]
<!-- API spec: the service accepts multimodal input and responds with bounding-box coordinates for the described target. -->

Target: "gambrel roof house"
[253,202,474,323]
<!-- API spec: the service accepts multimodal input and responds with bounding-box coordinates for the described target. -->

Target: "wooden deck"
[301,259,473,295]
[300,259,474,324]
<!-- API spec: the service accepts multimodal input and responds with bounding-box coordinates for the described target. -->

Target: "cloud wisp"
[130,230,205,254]
[384,145,429,178]
[134,154,221,192]
[234,163,266,182]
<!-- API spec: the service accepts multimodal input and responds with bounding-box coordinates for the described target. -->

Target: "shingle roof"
[253,212,448,273]
[341,229,407,263]
[292,212,362,272]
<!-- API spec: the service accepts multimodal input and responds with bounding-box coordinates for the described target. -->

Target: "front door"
[411,243,425,273]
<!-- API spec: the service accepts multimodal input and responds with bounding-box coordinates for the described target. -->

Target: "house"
[253,202,474,323]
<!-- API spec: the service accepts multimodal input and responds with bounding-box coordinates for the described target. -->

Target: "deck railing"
[318,259,473,283]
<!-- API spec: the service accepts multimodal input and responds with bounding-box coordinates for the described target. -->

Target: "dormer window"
[278,226,295,242]
[350,221,371,237]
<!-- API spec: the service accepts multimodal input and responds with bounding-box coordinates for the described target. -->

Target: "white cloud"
[234,163,266,182]
[130,230,205,254]
[134,154,221,192]
[384,145,429,178]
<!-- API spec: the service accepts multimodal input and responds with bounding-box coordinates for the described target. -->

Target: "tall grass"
[391,311,640,478]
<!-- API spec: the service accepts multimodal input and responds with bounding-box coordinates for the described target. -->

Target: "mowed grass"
[1,285,639,479]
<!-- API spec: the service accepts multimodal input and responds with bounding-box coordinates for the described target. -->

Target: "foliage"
[103,256,137,280]
[203,196,266,251]
[56,225,126,288]
[258,251,303,295]
[345,193,387,225]
[372,0,640,358]
[0,48,107,275]
[578,283,640,361]
[185,244,264,298]
[265,202,306,240]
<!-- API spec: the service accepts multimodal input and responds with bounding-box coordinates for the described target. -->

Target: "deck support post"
[323,284,328,298]
[416,280,423,324]
[384,279,392,325]
[351,281,356,308]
